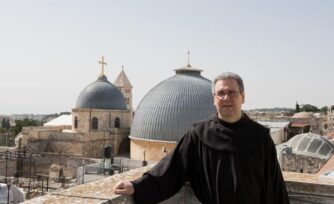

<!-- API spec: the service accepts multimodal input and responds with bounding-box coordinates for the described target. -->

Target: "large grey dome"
[76,75,127,110]
[130,66,215,142]
[281,133,334,160]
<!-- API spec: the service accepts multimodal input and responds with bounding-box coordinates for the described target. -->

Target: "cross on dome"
[187,51,191,67]
[99,56,107,76]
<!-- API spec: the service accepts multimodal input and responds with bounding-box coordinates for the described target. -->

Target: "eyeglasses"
[214,90,241,99]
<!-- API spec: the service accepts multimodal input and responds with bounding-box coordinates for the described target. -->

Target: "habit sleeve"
[131,132,194,204]
[265,133,290,204]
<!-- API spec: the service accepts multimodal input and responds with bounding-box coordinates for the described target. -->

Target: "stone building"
[277,132,334,174]
[71,66,132,157]
[288,111,323,138]
[17,59,133,177]
[326,106,334,131]
[257,121,289,144]
[130,63,215,161]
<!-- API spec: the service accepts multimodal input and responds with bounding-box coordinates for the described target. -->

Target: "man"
[113,72,290,204]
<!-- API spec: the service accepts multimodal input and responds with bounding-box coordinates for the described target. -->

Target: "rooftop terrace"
[23,165,334,204]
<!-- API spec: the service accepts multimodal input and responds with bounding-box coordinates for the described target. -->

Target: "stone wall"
[282,153,326,174]
[48,132,84,155]
[21,127,62,145]
[82,129,130,157]
[21,154,98,178]
[21,125,130,158]
[285,172,334,203]
[289,117,323,135]
[23,166,334,204]
[130,138,177,161]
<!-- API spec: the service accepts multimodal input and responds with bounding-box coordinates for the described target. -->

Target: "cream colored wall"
[270,129,284,144]
[21,127,130,158]
[72,108,132,133]
[49,141,83,155]
[72,109,91,132]
[20,127,62,146]
[130,138,177,161]
[110,110,132,128]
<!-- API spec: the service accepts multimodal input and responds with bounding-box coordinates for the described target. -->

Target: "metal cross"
[99,56,107,75]
[187,51,191,67]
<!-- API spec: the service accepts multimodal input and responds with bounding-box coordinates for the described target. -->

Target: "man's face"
[213,79,245,121]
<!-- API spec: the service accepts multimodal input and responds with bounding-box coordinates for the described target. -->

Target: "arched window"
[92,117,98,130]
[74,117,78,129]
[115,117,120,128]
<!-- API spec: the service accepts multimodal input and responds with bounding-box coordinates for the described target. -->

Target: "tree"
[0,127,6,134]
[301,104,320,112]
[295,102,300,113]
[13,118,42,135]
[1,118,6,128]
[320,106,328,113]
[5,119,10,130]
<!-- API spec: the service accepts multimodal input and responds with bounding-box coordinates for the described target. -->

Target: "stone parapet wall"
[282,154,326,174]
[285,172,334,203]
[23,166,334,204]
[23,165,153,204]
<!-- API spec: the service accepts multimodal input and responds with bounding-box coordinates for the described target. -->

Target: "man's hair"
[212,72,244,94]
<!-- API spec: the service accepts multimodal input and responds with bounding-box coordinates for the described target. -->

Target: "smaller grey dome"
[76,75,127,110]
[283,133,334,160]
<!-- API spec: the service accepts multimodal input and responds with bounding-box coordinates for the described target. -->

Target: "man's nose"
[222,94,231,100]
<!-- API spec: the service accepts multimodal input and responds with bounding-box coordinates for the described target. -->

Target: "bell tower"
[114,65,133,113]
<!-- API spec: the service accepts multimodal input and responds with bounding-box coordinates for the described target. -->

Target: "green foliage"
[13,118,42,135]
[1,118,6,128]
[0,127,6,134]
[6,119,10,130]
[0,134,15,146]
[301,104,320,112]
[0,119,15,146]
[1,118,10,130]
[320,106,328,113]
[321,105,334,113]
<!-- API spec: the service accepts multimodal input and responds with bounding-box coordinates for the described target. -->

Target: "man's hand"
[113,180,135,195]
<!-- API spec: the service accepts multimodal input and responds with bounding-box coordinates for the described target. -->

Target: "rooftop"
[43,115,72,127]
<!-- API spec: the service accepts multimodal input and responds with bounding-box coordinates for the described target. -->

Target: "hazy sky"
[0,1,333,115]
